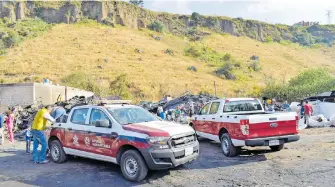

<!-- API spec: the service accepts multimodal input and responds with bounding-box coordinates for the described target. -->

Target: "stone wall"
[0,83,34,112]
[0,83,94,112]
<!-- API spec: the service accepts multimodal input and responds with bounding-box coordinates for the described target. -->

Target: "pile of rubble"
[13,96,95,131]
[163,93,218,114]
[139,93,218,117]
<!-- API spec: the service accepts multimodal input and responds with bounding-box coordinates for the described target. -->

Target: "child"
[24,127,32,154]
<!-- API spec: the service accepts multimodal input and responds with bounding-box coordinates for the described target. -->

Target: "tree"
[129,0,143,6]
[191,12,201,27]
[148,21,164,33]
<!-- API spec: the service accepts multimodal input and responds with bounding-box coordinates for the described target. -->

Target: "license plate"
[185,147,193,156]
[269,140,280,146]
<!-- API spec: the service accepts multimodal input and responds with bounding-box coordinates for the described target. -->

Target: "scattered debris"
[97,66,103,69]
[104,58,109,63]
[164,49,174,56]
[13,96,95,134]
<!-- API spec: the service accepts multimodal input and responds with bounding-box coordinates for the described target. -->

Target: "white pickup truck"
[190,98,300,157]
[47,104,199,181]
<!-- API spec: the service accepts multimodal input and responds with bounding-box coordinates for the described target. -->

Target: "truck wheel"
[50,140,67,163]
[120,149,148,182]
[220,133,240,157]
[270,144,284,152]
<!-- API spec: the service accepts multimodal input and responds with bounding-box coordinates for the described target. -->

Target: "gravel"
[0,128,335,187]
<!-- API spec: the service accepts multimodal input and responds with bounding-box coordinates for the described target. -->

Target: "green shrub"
[185,45,202,58]
[222,53,232,62]
[249,60,261,71]
[265,36,273,43]
[62,72,100,93]
[3,31,20,48]
[191,12,201,26]
[262,69,335,102]
[293,31,315,46]
[215,62,236,80]
[148,21,164,33]
[109,74,132,99]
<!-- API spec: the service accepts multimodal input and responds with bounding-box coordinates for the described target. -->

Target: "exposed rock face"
[0,1,333,45]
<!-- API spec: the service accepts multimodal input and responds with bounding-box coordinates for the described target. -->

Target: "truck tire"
[120,149,148,182]
[270,144,284,152]
[50,140,67,163]
[220,133,241,157]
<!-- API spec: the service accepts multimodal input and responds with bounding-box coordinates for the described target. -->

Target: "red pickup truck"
[190,98,300,157]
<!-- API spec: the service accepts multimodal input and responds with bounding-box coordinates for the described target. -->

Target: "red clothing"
[304,104,313,115]
[6,114,14,142]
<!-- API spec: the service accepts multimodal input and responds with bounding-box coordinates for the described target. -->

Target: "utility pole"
[326,10,333,24]
[214,81,217,96]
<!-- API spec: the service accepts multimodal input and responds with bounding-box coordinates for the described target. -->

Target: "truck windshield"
[223,100,263,113]
[108,107,159,125]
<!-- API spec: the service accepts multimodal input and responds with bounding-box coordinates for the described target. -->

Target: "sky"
[143,0,335,25]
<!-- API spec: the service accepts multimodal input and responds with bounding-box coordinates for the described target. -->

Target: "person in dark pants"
[25,127,32,153]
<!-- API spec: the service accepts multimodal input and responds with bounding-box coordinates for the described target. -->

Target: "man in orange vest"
[31,105,55,164]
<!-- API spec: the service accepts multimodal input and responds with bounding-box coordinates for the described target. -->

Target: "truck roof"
[72,104,140,110]
[210,98,258,102]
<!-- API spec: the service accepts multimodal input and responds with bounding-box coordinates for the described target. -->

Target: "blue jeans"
[31,130,47,162]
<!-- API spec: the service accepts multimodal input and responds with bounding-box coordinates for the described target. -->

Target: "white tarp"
[316,102,335,120]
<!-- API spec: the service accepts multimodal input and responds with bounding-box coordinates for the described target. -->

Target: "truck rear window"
[223,100,262,113]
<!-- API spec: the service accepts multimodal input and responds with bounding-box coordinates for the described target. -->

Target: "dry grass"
[0,23,334,101]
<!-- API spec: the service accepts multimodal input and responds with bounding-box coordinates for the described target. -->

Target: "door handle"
[58,124,61,127]
[110,132,118,139]
[68,128,72,131]
[87,131,92,134]
[202,118,205,120]
[212,118,215,120]
[220,116,222,118]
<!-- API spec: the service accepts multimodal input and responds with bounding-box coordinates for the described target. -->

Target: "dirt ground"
[0,128,335,187]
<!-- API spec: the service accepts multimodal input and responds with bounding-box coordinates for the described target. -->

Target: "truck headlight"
[146,137,169,149]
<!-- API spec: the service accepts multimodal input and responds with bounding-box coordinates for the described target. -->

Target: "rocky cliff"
[0,1,334,45]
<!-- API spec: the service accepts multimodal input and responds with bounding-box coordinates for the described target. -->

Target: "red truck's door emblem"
[73,135,79,145]
[270,123,278,128]
[84,137,90,146]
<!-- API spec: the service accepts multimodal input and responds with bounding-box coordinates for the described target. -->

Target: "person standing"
[5,110,15,144]
[157,106,165,120]
[31,105,55,164]
[25,127,32,154]
[303,101,313,127]
[0,113,4,145]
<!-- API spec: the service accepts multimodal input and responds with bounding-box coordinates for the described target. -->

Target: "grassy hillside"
[0,20,334,101]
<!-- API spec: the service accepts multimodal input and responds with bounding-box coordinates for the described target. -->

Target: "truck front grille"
[170,133,196,148]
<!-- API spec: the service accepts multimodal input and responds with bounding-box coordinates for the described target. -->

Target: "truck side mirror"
[96,120,111,128]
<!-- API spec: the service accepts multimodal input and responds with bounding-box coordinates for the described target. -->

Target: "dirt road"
[1,128,335,187]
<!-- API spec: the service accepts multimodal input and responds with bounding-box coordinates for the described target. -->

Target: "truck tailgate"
[248,112,297,139]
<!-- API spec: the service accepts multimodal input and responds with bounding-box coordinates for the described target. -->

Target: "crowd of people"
[156,101,200,123]
[0,105,66,164]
